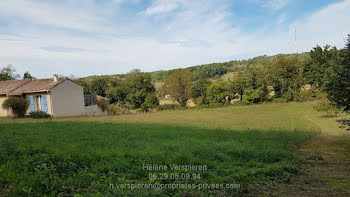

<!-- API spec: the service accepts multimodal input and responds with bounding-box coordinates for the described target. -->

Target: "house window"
[35,96,43,111]
[29,95,48,112]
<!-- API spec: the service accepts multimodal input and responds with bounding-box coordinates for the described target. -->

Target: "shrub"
[241,87,269,104]
[96,99,129,115]
[141,94,159,112]
[97,100,110,112]
[313,97,341,115]
[162,69,193,107]
[107,104,124,115]
[337,119,350,130]
[206,81,235,104]
[195,103,225,108]
[29,111,51,119]
[272,97,289,103]
[2,97,29,118]
[156,104,182,111]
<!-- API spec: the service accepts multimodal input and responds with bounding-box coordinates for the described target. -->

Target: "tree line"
[0,66,35,81]
[65,35,350,114]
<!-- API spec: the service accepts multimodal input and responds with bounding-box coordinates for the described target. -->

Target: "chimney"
[53,74,58,82]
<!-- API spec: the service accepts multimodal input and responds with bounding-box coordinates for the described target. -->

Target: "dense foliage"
[304,45,342,90]
[2,97,29,118]
[23,71,35,79]
[206,81,235,104]
[326,35,350,112]
[192,79,212,104]
[72,52,317,109]
[0,65,19,81]
[162,69,193,106]
[76,69,158,110]
[29,111,52,119]
[269,55,305,101]
[140,93,159,112]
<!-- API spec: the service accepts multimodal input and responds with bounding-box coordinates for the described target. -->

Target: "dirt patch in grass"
[246,134,350,197]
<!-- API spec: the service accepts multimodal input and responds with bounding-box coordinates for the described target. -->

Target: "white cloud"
[141,0,184,15]
[261,0,290,10]
[0,0,349,78]
[289,0,350,50]
[277,13,287,25]
[0,0,116,33]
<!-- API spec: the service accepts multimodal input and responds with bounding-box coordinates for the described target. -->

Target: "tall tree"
[0,65,20,81]
[326,35,350,112]
[163,69,193,106]
[124,69,155,109]
[75,78,91,94]
[269,55,305,101]
[231,72,248,101]
[90,77,109,97]
[192,79,212,104]
[231,66,269,102]
[106,69,156,109]
[304,45,340,90]
[206,81,236,104]
[23,71,35,79]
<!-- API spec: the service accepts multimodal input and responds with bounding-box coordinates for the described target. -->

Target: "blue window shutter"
[42,95,48,112]
[29,96,34,112]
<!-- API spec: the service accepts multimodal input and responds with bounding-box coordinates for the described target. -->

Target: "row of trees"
[0,65,35,81]
[162,55,305,107]
[161,35,350,126]
[150,55,277,81]
[76,69,159,112]
[79,42,345,111]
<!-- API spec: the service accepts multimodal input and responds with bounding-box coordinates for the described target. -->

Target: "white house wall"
[50,80,84,117]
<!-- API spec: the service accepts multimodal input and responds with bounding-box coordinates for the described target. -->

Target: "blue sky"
[0,0,349,78]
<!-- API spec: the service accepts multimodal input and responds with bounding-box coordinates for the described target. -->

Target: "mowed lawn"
[0,103,329,196]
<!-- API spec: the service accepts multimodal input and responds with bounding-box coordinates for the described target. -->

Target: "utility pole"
[294,26,297,54]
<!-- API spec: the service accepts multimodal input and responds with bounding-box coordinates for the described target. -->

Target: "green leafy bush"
[313,97,341,115]
[97,99,126,114]
[296,86,323,102]
[29,111,52,119]
[195,103,225,108]
[156,104,183,111]
[272,97,289,103]
[242,87,269,104]
[108,105,123,115]
[2,97,29,118]
[97,99,110,112]
[141,94,159,112]
[336,119,350,130]
[206,81,235,104]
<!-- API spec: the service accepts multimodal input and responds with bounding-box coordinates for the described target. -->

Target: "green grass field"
[0,102,343,196]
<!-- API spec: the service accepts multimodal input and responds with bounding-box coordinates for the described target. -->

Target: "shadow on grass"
[319,114,340,118]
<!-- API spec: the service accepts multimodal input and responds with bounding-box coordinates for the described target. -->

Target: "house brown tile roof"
[0,77,69,96]
[0,79,31,95]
